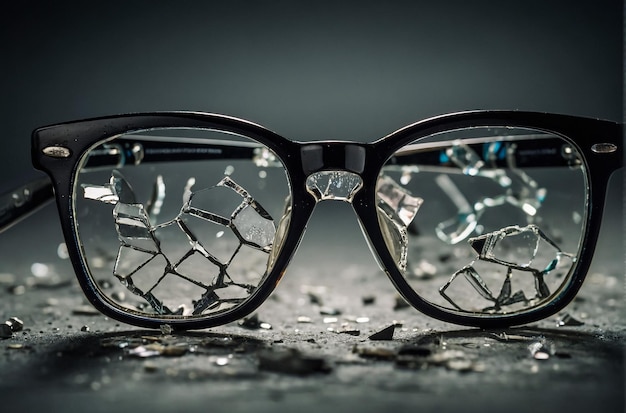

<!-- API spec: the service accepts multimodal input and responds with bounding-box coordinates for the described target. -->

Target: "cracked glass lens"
[73,128,290,319]
[376,126,586,316]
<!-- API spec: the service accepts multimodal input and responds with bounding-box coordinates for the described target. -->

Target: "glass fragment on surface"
[0,323,12,339]
[556,313,584,327]
[439,224,575,313]
[238,313,272,330]
[528,340,554,360]
[82,170,276,316]
[368,324,396,341]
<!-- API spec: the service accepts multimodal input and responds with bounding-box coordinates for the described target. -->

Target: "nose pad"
[305,171,363,203]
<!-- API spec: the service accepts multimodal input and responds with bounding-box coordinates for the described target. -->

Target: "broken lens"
[376,126,586,316]
[72,128,290,319]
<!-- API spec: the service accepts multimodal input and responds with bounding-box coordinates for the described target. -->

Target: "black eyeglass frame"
[25,111,622,330]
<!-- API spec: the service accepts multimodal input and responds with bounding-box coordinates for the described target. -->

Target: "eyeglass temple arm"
[390,136,575,169]
[0,177,54,233]
[0,139,263,233]
[0,135,568,233]
[87,137,261,167]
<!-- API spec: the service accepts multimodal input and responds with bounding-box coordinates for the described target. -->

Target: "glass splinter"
[439,224,575,313]
[368,324,396,341]
[83,170,276,316]
[434,174,477,245]
[376,175,424,271]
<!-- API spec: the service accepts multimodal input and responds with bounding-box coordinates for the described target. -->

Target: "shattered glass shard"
[192,290,221,314]
[83,170,277,316]
[186,185,239,222]
[376,175,423,226]
[113,246,161,279]
[446,141,485,176]
[113,203,153,242]
[376,175,423,272]
[440,224,575,313]
[83,185,118,204]
[82,170,137,204]
[368,324,396,341]
[146,175,165,222]
[377,209,409,272]
[111,170,137,203]
[435,140,548,244]
[458,265,496,303]
[469,225,542,267]
[434,174,478,245]
[231,205,275,250]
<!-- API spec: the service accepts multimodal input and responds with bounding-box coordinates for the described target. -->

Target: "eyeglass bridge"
[300,143,367,203]
[305,170,363,203]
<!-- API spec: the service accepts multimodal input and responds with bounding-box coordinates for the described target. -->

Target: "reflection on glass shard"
[440,224,575,313]
[376,175,424,271]
[377,175,423,226]
[267,198,292,271]
[232,206,275,250]
[83,185,118,204]
[252,147,282,168]
[111,170,137,203]
[83,170,276,316]
[434,174,477,245]
[6,317,23,332]
[146,175,165,222]
[57,242,69,259]
[447,140,485,176]
[436,141,549,244]
[114,203,153,242]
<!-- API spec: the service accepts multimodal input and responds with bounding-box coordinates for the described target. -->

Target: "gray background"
[2,0,622,276]
[0,2,623,413]
[1,1,622,189]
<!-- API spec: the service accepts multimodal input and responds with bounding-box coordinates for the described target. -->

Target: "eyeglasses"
[2,111,621,330]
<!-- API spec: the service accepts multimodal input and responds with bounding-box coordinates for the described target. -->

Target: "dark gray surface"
[0,1,624,412]
[0,189,624,413]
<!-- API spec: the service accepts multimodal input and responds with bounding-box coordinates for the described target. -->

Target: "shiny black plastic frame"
[5,111,622,330]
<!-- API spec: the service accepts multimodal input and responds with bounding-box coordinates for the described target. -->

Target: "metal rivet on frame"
[591,143,617,154]
[42,146,72,158]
